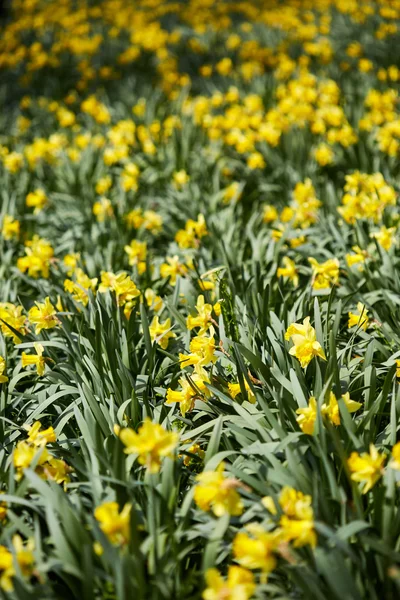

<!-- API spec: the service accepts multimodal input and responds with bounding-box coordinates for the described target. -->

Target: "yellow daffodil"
[194,462,244,517]
[149,316,176,349]
[94,501,131,546]
[371,226,396,251]
[118,419,179,473]
[233,524,278,574]
[202,566,255,600]
[277,256,299,287]
[308,257,339,290]
[26,188,48,213]
[28,297,59,334]
[0,357,8,384]
[285,317,326,368]
[348,444,386,493]
[296,396,318,435]
[21,342,46,377]
[348,302,369,331]
[1,215,20,240]
[166,368,210,416]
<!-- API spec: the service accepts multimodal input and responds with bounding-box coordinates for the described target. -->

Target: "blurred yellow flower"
[194,462,244,517]
[203,566,255,600]
[348,444,386,493]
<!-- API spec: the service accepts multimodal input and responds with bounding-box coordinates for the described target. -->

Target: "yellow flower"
[348,302,369,331]
[187,295,214,335]
[149,316,176,349]
[64,268,97,307]
[285,317,326,368]
[26,188,48,213]
[26,421,56,446]
[13,440,50,476]
[277,257,299,287]
[12,535,35,578]
[63,252,81,275]
[176,214,208,249]
[348,444,386,493]
[160,255,188,285]
[308,257,339,290]
[1,215,20,240]
[223,182,242,204]
[0,357,8,384]
[321,392,362,426]
[44,456,71,486]
[371,226,396,251]
[21,342,46,376]
[313,143,334,166]
[263,205,278,223]
[345,245,366,269]
[94,501,131,546]
[173,170,190,188]
[202,566,255,600]
[17,235,54,279]
[0,545,14,591]
[296,396,317,435]
[3,151,24,173]
[166,368,210,416]
[279,515,316,548]
[124,239,147,273]
[144,288,163,312]
[194,462,244,517]
[118,419,179,473]
[278,486,316,548]
[179,335,216,369]
[228,381,255,404]
[233,524,278,574]
[28,297,59,334]
[121,162,140,192]
[389,442,400,470]
[247,152,266,170]
[183,443,205,467]
[0,493,6,522]
[98,271,140,306]
[0,303,26,343]
[93,197,114,222]
[95,175,112,195]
